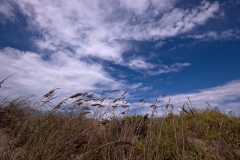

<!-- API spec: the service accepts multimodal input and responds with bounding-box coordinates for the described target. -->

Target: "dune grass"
[0,87,240,160]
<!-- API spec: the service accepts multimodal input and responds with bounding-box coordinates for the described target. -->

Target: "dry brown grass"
[0,76,240,159]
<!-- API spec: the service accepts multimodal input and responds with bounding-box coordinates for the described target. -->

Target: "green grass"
[0,88,240,160]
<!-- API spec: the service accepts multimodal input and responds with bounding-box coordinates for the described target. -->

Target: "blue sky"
[0,0,240,114]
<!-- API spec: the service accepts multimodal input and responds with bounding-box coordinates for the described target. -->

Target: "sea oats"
[69,93,84,99]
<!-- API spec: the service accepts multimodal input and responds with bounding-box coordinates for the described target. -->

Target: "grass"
[0,86,240,159]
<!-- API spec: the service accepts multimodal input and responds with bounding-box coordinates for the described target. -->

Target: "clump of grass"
[0,77,240,159]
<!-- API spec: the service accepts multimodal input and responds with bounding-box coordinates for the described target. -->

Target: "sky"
[0,0,240,115]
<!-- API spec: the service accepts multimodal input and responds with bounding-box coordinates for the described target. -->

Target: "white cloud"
[147,63,191,75]
[0,47,123,97]
[35,41,57,51]
[164,80,240,113]
[119,0,176,16]
[128,58,155,70]
[0,1,15,20]
[191,31,218,39]
[155,41,166,48]
[127,57,191,75]
[150,0,176,14]
[0,0,221,99]
[129,83,152,92]
[221,29,240,39]
[129,1,220,40]
[14,0,128,62]
[130,83,143,90]
[120,0,149,15]
[128,80,240,115]
[4,0,220,60]
[184,29,240,40]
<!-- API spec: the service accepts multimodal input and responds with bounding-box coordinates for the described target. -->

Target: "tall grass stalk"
[0,79,240,159]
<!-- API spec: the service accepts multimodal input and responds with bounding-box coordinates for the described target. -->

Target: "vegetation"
[0,79,240,159]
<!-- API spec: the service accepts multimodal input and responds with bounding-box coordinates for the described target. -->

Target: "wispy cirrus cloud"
[129,83,153,92]
[146,63,191,75]
[184,29,240,40]
[128,58,155,70]
[120,0,220,40]
[0,1,15,21]
[127,57,191,75]
[155,41,166,48]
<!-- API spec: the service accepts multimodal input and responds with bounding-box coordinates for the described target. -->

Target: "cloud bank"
[165,80,240,113]
[0,47,122,96]
[130,80,240,115]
